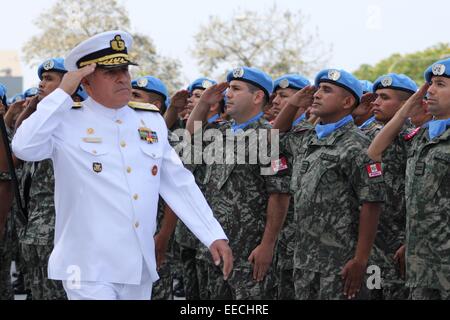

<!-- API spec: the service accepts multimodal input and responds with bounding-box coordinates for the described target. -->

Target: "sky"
[1,0,449,89]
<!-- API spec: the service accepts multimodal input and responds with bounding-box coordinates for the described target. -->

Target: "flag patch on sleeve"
[366,163,382,178]
[271,156,288,173]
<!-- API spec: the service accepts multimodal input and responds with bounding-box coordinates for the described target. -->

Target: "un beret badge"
[232,67,245,78]
[43,59,55,71]
[202,80,213,89]
[432,64,446,76]
[328,70,341,81]
[381,76,393,87]
[137,77,148,88]
[279,79,290,89]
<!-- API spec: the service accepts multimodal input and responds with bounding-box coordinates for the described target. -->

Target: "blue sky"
[2,0,449,88]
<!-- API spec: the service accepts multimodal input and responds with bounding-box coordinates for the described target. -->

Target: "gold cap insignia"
[110,35,126,52]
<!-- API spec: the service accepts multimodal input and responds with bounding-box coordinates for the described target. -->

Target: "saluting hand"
[209,239,233,280]
[198,82,229,106]
[169,90,189,112]
[397,83,430,118]
[59,64,97,96]
[287,85,315,109]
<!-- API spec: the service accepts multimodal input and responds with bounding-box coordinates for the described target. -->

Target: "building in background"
[0,51,23,97]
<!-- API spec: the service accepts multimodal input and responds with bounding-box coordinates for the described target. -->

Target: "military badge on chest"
[93,162,103,173]
[138,127,158,144]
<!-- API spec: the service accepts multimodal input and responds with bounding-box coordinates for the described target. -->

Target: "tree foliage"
[354,43,450,84]
[192,5,332,79]
[22,0,182,93]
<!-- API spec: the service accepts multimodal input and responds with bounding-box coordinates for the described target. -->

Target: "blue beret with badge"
[132,76,170,107]
[424,58,450,83]
[315,68,363,104]
[0,83,7,106]
[274,74,311,91]
[187,77,217,94]
[65,30,138,72]
[227,67,273,99]
[24,87,39,98]
[38,57,67,80]
[360,80,374,94]
[373,73,417,94]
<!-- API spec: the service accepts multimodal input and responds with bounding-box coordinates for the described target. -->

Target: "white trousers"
[63,259,153,300]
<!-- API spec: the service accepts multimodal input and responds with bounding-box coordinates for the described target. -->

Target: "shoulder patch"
[128,101,160,112]
[366,163,383,178]
[72,101,83,109]
[403,127,421,141]
[271,156,289,173]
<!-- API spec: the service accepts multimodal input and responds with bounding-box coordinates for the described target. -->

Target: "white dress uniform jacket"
[12,89,228,285]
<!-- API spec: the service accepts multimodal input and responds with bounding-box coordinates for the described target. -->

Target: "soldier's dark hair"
[245,83,269,107]
[395,90,414,102]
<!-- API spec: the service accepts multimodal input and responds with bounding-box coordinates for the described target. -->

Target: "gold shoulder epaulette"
[128,101,160,112]
[72,101,83,109]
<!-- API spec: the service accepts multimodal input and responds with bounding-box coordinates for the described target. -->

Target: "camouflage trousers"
[180,246,200,300]
[409,287,450,300]
[208,263,277,300]
[197,259,211,300]
[0,238,13,300]
[277,268,295,300]
[293,269,369,300]
[369,281,410,300]
[21,243,66,300]
[152,258,173,300]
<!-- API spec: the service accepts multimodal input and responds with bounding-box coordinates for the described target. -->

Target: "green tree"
[22,0,183,93]
[191,5,331,79]
[354,43,450,84]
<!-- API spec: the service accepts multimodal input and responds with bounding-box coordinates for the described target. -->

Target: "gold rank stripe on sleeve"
[128,101,160,112]
[72,102,83,109]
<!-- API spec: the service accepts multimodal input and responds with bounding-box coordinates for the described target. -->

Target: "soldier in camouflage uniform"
[131,75,176,300]
[0,170,14,300]
[283,69,385,300]
[368,58,450,300]
[352,80,383,140]
[367,74,418,300]
[186,67,291,300]
[270,74,314,299]
[13,58,70,300]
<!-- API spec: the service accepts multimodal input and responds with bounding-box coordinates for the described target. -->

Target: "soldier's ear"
[153,100,162,110]
[343,95,356,111]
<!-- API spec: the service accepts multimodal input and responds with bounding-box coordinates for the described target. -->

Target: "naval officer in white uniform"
[12,30,233,300]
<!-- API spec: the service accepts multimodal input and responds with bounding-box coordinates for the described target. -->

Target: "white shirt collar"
[85,97,129,120]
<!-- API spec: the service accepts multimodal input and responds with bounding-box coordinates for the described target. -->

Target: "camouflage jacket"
[404,126,450,290]
[287,121,386,275]
[360,119,383,141]
[276,119,314,270]
[368,123,413,282]
[196,117,291,266]
[20,159,55,245]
